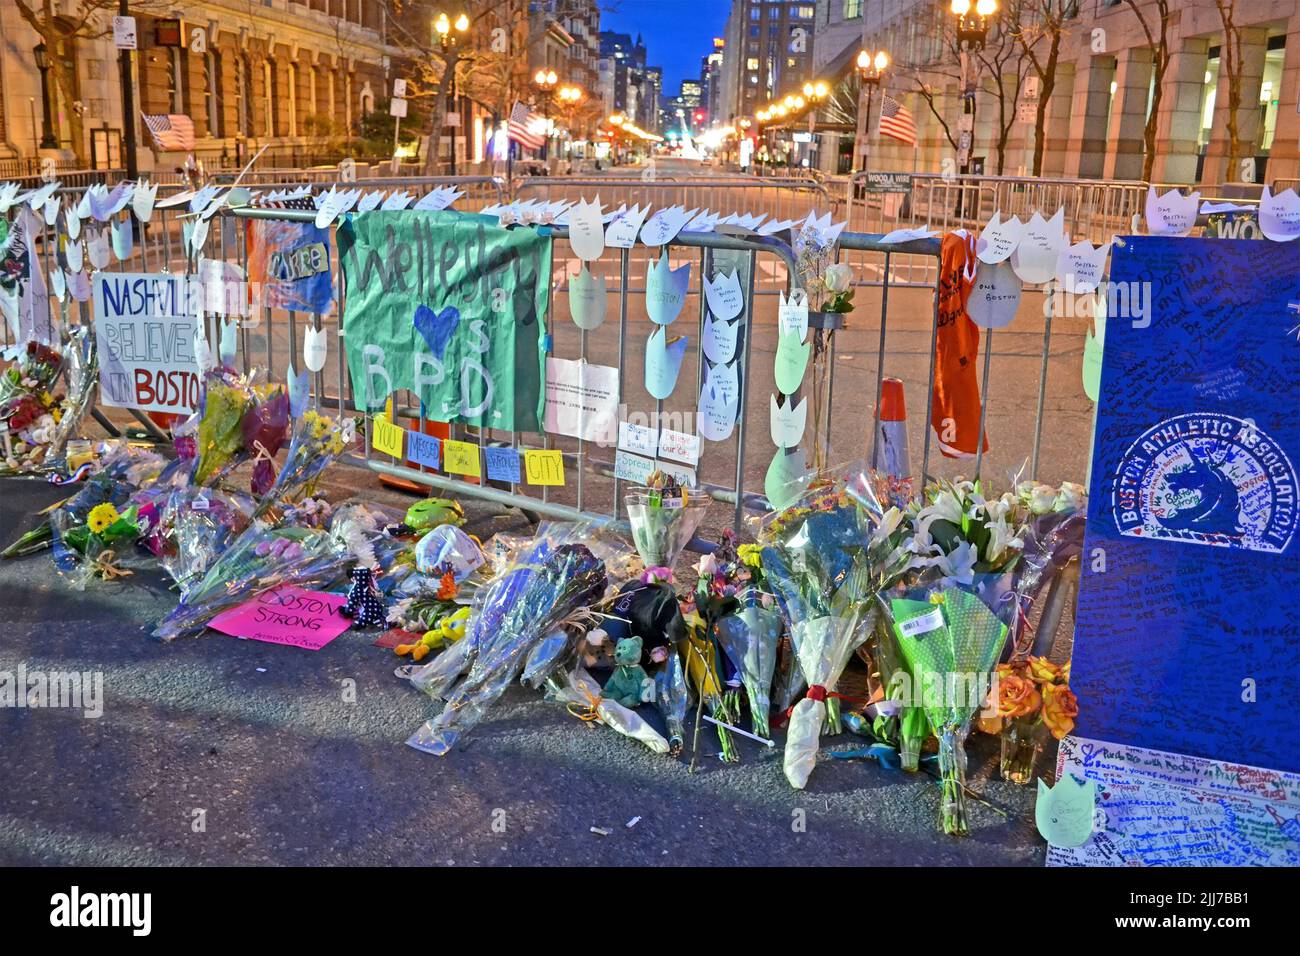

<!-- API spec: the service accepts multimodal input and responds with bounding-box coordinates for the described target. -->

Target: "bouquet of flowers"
[1009,480,1087,659]
[2,443,167,560]
[50,499,146,588]
[988,656,1078,784]
[624,472,709,569]
[757,467,916,788]
[185,367,293,491]
[544,666,671,755]
[38,327,98,472]
[407,522,629,755]
[0,340,67,473]
[152,522,347,641]
[150,485,258,600]
[252,407,355,517]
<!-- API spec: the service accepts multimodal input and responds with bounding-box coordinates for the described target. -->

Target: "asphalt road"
[0,477,1049,867]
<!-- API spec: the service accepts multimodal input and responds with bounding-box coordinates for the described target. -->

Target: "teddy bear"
[341,566,386,628]
[601,636,655,708]
[395,606,471,662]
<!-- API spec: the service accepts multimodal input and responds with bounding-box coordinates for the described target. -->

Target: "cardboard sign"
[524,449,565,486]
[443,439,481,477]
[91,272,200,414]
[208,586,350,651]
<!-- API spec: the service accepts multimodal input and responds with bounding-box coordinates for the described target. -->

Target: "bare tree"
[1008,0,1072,177]
[973,11,1032,175]
[1123,0,1171,183]
[1214,0,1249,180]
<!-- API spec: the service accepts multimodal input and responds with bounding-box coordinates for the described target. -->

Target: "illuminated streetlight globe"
[950,0,971,14]
[454,13,469,31]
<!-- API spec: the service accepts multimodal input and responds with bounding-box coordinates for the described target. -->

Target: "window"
[262,59,276,137]
[287,62,299,135]
[168,47,187,113]
[750,6,760,18]
[235,55,252,136]
[204,50,223,137]
[749,25,760,37]
[844,0,863,18]
[746,57,759,70]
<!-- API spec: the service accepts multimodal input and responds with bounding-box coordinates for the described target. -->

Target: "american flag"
[142,113,196,152]
[878,95,918,147]
[507,101,546,150]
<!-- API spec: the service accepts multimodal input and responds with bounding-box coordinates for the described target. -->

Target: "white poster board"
[92,272,200,414]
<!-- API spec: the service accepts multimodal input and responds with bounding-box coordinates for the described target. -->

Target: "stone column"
[1266,26,1300,186]
[1205,26,1268,184]
[1041,62,1076,178]
[1104,46,1153,181]
[1066,55,1116,179]
[1151,36,1210,185]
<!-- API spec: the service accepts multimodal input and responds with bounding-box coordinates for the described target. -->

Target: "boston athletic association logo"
[1112,412,1298,554]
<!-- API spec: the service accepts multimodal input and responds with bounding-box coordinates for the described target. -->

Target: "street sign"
[154,18,185,47]
[112,16,137,50]
[958,113,974,133]
[392,78,407,98]
[389,98,408,119]
[445,113,461,128]
[864,172,912,193]
[1017,102,1036,124]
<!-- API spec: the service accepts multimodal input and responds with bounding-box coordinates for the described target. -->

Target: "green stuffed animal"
[602,636,654,708]
[404,497,465,533]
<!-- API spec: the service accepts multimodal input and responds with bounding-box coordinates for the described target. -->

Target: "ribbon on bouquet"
[566,685,605,723]
[771,683,873,729]
[95,549,133,580]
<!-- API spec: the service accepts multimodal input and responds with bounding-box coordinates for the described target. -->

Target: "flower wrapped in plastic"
[544,666,670,755]
[40,327,98,471]
[624,473,709,568]
[50,499,148,589]
[190,367,256,487]
[714,599,782,740]
[152,523,347,641]
[757,465,917,788]
[406,522,630,755]
[1009,480,1087,659]
[253,406,355,518]
[152,485,258,600]
[0,339,68,473]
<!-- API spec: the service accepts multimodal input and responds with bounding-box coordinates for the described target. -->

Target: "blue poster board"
[1071,237,1300,774]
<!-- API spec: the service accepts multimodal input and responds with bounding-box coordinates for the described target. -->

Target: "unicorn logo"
[1113,413,1298,554]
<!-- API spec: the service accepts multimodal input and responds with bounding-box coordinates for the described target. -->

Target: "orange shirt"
[931,231,989,458]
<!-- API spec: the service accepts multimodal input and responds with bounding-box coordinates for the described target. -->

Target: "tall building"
[719,0,817,123]
[598,31,661,132]
[0,0,394,172]
[703,38,725,126]
[850,0,1299,186]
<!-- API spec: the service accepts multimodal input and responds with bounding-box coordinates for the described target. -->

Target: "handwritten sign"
[524,449,565,486]
[1048,735,1300,867]
[544,358,619,442]
[407,430,441,469]
[372,415,405,458]
[91,272,199,414]
[442,439,481,477]
[1073,238,1300,775]
[207,586,350,651]
[485,446,521,483]
[614,449,696,487]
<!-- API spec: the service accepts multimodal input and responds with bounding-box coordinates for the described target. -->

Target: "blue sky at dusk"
[599,0,732,97]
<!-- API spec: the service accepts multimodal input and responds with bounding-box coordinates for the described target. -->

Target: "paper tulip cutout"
[355,190,385,213]
[774,326,811,395]
[1082,303,1106,402]
[42,197,59,227]
[977,210,1024,264]
[1055,239,1110,294]
[50,267,66,302]
[645,251,691,325]
[567,196,606,261]
[645,326,688,400]
[303,325,328,373]
[764,447,811,511]
[218,318,238,369]
[640,205,696,246]
[381,190,414,211]
[86,227,110,270]
[287,362,311,418]
[1011,208,1065,285]
[64,238,83,273]
[698,370,739,442]
[25,182,58,213]
[1259,186,1300,242]
[966,260,1023,329]
[703,269,743,321]
[189,216,210,257]
[569,264,606,330]
[111,216,133,261]
[67,269,92,302]
[778,288,809,343]
[1036,775,1098,848]
[64,206,81,241]
[707,356,739,405]
[605,203,650,248]
[1144,186,1199,237]
[702,314,739,364]
[769,395,808,448]
[132,180,159,222]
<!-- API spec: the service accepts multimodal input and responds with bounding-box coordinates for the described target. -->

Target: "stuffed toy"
[341,566,386,628]
[395,606,471,662]
[590,580,687,668]
[601,636,654,708]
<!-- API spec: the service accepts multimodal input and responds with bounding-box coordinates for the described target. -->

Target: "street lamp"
[854,49,889,175]
[951,0,996,52]
[532,69,560,162]
[433,11,471,174]
[33,41,58,150]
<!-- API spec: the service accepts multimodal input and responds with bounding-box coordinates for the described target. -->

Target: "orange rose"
[1027,656,1061,684]
[996,674,1042,720]
[1042,682,1079,739]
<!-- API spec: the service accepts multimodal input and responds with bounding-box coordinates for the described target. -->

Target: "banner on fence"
[339,210,550,431]
[91,272,200,414]
[246,219,335,314]
[1072,237,1300,775]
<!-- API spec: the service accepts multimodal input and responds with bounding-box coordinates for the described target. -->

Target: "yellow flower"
[87,503,120,535]
[1027,656,1062,684]
[737,544,763,569]
[1041,682,1079,740]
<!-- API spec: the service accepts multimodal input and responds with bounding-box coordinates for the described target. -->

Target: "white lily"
[929,541,978,588]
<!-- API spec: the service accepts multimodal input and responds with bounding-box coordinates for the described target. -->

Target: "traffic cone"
[873,377,913,501]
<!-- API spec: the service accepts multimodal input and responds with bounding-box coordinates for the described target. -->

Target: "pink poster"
[207,586,351,651]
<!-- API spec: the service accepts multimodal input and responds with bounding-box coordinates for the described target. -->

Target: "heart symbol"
[413,304,461,359]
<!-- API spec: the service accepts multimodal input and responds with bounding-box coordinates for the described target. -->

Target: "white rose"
[1027,483,1056,515]
[1054,481,1087,513]
[823,263,853,294]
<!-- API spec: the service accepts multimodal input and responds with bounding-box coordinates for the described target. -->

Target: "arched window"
[204,50,224,137]
[235,54,253,137]
[262,59,276,136]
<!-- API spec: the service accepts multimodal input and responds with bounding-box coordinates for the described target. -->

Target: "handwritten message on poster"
[339,210,550,431]
[207,586,350,651]
[91,272,199,414]
[245,219,335,314]
[1072,238,1300,774]
[1047,735,1300,867]
[544,357,619,442]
